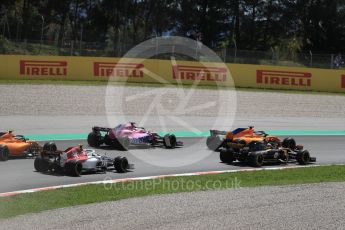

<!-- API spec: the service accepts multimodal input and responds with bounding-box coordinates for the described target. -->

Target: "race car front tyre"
[248,152,264,167]
[34,158,49,172]
[114,156,129,173]
[219,149,234,164]
[296,150,310,165]
[43,142,57,152]
[64,161,83,177]
[282,137,296,150]
[163,134,177,149]
[0,145,9,161]
[87,132,101,147]
[206,136,223,151]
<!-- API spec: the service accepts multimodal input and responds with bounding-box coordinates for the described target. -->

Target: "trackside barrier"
[1,55,345,92]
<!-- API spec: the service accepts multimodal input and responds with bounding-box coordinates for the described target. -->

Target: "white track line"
[1,164,343,197]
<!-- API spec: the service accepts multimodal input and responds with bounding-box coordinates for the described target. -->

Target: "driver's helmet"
[125,123,135,130]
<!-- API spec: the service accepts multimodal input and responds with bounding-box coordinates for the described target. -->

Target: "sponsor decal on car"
[172,65,228,82]
[20,60,67,76]
[341,75,345,88]
[93,62,144,77]
[256,70,311,87]
[131,136,149,144]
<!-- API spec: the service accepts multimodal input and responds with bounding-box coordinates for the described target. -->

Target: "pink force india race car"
[87,122,183,150]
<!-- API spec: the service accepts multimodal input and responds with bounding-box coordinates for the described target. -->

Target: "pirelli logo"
[257,70,311,87]
[341,75,345,88]
[94,62,144,77]
[20,60,67,76]
[172,65,227,82]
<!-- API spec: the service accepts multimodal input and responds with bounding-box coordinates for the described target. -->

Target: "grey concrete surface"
[1,182,345,230]
[2,115,345,135]
[0,136,344,193]
[1,84,345,134]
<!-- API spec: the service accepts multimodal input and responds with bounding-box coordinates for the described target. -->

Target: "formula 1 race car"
[34,142,132,176]
[0,131,41,161]
[219,140,316,167]
[208,127,316,167]
[206,126,281,151]
[87,122,183,150]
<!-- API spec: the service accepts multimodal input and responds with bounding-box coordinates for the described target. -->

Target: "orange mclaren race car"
[0,131,41,161]
[206,126,286,151]
[206,127,316,167]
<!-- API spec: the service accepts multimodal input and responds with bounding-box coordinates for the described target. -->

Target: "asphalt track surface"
[0,136,344,194]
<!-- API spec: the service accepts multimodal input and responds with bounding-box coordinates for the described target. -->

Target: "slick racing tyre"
[248,152,264,167]
[219,149,234,164]
[163,134,177,149]
[0,145,9,161]
[64,161,83,177]
[43,142,57,152]
[296,150,310,165]
[206,135,223,151]
[114,156,129,173]
[282,137,296,150]
[87,132,101,147]
[34,158,49,172]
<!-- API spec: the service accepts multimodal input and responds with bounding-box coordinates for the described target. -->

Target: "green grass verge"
[1,165,345,219]
[0,79,344,95]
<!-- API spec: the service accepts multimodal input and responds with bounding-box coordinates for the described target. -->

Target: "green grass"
[1,165,345,219]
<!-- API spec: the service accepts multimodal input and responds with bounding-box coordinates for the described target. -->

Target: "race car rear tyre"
[119,137,130,151]
[64,161,83,177]
[114,156,129,173]
[248,152,264,167]
[163,134,177,149]
[206,136,223,151]
[282,137,296,150]
[0,145,9,161]
[87,132,101,147]
[220,149,234,164]
[296,150,310,165]
[43,142,57,152]
[34,158,49,172]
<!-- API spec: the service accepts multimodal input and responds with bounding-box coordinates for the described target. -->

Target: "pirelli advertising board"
[0,55,344,92]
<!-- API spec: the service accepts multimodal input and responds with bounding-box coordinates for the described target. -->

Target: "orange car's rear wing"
[209,130,228,136]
